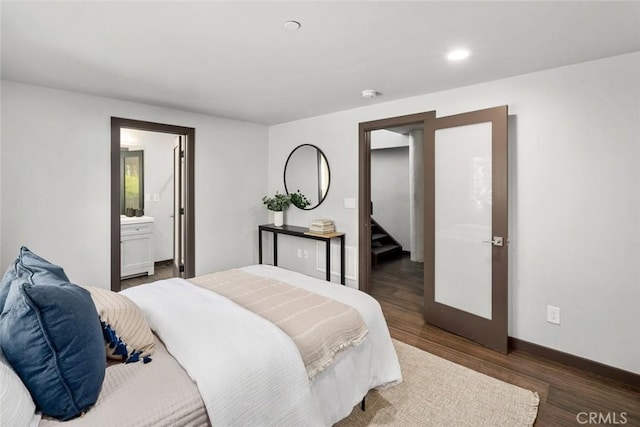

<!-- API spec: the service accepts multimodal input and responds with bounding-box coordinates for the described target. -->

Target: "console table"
[258,224,345,285]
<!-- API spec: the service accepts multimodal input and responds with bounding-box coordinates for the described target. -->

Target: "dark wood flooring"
[120,260,175,290]
[371,255,640,426]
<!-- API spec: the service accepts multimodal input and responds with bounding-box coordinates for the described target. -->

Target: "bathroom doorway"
[110,118,195,292]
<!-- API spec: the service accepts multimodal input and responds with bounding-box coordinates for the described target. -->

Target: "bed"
[6,263,401,427]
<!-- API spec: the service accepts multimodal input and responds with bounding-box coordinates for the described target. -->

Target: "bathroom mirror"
[284,144,330,210]
[120,149,144,215]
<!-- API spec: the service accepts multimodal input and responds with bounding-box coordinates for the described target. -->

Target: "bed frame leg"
[360,396,366,411]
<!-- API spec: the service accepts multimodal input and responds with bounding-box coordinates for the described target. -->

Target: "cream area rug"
[337,340,539,426]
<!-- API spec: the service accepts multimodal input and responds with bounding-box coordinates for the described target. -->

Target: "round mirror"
[284,144,330,210]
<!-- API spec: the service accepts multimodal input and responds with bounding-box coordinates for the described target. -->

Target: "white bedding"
[122,265,402,426]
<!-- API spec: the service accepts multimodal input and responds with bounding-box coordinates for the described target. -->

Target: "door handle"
[482,236,504,247]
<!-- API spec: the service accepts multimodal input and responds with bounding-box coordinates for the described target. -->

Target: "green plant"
[262,192,291,212]
[290,190,311,209]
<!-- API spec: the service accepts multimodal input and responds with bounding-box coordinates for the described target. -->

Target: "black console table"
[258,224,345,285]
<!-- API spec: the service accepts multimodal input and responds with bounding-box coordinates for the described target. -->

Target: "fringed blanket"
[190,269,368,379]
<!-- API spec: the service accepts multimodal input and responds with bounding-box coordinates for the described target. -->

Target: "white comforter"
[122,265,401,426]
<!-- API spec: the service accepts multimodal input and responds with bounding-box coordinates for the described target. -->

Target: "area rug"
[337,340,539,426]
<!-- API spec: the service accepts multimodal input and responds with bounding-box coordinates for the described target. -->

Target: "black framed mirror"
[284,144,330,210]
[120,149,144,215]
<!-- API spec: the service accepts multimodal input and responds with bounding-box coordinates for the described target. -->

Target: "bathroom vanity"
[121,215,155,278]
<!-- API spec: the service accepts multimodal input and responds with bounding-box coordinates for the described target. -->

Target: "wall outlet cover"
[547,305,560,325]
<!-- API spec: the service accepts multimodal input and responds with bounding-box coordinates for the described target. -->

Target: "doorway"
[359,106,509,353]
[358,111,434,295]
[368,124,426,320]
[110,117,195,292]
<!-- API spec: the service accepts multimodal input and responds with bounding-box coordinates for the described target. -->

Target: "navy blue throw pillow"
[0,281,106,420]
[0,246,69,312]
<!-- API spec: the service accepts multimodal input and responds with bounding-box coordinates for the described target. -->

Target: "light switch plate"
[344,198,356,209]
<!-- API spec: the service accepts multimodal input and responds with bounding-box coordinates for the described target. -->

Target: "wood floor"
[370,255,640,426]
[120,260,175,290]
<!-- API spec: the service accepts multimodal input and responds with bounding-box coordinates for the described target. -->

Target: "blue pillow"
[0,246,69,312]
[0,280,106,420]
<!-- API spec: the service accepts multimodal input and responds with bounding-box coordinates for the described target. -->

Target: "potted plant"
[290,190,311,209]
[262,192,291,226]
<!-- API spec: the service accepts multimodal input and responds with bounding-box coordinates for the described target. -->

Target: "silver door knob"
[482,236,504,247]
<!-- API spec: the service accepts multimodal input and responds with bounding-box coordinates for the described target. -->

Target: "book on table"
[309,219,335,234]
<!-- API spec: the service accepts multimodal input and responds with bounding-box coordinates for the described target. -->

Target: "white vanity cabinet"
[121,216,155,278]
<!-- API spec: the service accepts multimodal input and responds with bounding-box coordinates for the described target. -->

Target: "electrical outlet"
[303,250,308,259]
[547,305,560,325]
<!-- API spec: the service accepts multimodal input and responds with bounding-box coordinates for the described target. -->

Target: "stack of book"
[309,219,335,234]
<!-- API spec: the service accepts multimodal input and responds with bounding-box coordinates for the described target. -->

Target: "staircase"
[371,217,403,265]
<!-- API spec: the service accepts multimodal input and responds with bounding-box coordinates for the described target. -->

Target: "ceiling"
[2,1,639,125]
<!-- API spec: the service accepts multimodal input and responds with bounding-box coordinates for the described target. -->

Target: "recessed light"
[447,49,470,61]
[284,20,301,31]
[362,89,378,99]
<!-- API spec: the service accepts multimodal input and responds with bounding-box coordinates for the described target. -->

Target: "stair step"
[372,244,402,255]
[370,217,402,266]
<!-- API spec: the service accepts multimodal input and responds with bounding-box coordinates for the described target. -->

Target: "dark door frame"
[358,111,435,294]
[110,117,195,291]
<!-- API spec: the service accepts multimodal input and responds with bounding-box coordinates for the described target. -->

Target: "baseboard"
[509,337,640,389]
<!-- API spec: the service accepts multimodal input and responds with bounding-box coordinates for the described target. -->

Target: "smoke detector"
[362,89,378,99]
[284,21,301,30]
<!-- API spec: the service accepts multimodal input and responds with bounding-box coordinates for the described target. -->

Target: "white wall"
[1,81,268,288]
[0,83,3,267]
[267,52,640,374]
[370,129,408,149]
[266,114,361,283]
[371,146,410,250]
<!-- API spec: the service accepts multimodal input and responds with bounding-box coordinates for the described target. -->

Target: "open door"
[424,106,509,353]
[173,136,186,278]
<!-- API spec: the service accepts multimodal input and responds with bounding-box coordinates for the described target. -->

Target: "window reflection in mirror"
[120,150,144,215]
[284,144,330,210]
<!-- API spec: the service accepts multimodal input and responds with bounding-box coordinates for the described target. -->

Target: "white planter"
[273,210,284,227]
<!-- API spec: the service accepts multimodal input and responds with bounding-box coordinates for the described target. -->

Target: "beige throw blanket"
[190,269,368,379]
